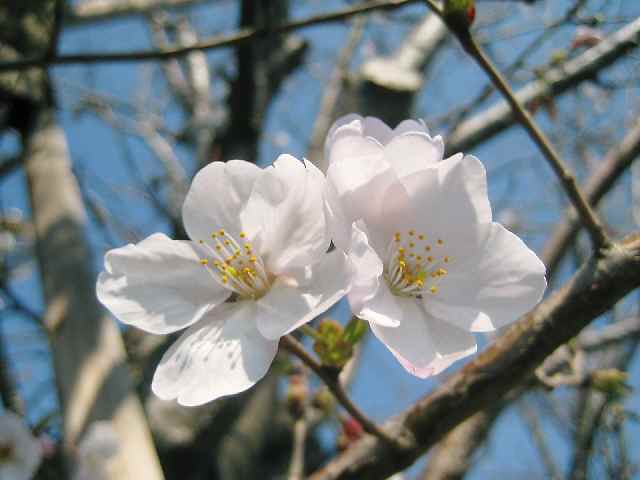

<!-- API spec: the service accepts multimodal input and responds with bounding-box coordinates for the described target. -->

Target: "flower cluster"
[97,115,546,405]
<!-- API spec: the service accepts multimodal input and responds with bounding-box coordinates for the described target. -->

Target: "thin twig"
[280,335,409,450]
[0,0,423,72]
[288,417,308,480]
[308,15,367,168]
[430,3,612,253]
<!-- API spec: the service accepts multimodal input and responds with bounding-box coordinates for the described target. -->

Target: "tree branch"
[309,235,640,480]
[67,0,208,25]
[281,335,409,450]
[448,24,610,252]
[446,17,640,155]
[0,0,424,72]
[543,117,640,278]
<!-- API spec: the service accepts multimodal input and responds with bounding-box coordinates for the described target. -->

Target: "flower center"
[197,229,271,300]
[384,229,450,298]
[0,443,13,463]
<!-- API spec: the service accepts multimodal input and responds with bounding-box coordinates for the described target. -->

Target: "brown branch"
[0,0,424,72]
[446,17,640,155]
[446,22,610,252]
[67,0,209,25]
[419,405,502,480]
[309,235,640,480]
[280,335,409,450]
[543,118,640,278]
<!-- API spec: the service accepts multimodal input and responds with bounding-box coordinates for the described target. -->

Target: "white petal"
[403,153,491,226]
[370,299,477,378]
[97,233,229,334]
[241,155,330,274]
[324,179,352,251]
[325,114,364,157]
[151,302,278,406]
[346,225,384,314]
[368,154,492,265]
[325,142,398,246]
[425,222,547,331]
[182,160,261,243]
[384,132,444,178]
[361,116,394,145]
[356,281,402,328]
[393,119,429,136]
[255,250,352,340]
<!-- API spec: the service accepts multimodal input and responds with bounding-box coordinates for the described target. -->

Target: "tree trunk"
[22,106,164,480]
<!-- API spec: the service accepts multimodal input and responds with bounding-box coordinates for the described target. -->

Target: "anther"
[200,259,209,265]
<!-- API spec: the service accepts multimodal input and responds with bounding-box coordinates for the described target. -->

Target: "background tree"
[1,0,639,479]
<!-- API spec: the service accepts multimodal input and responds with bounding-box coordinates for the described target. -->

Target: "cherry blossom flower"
[0,412,42,480]
[324,115,547,378]
[97,155,352,405]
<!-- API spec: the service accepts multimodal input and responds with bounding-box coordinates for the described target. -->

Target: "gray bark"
[22,107,164,480]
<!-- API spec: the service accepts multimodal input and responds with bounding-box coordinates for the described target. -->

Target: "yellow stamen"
[239,232,246,238]
[226,266,239,277]
[199,259,208,265]
[430,286,438,294]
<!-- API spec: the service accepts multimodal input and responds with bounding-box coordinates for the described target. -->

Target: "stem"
[300,324,322,341]
[281,335,409,449]
[451,29,611,252]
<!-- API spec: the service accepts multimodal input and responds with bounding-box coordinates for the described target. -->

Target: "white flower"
[324,115,547,378]
[73,422,119,480]
[97,155,352,405]
[0,412,42,480]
